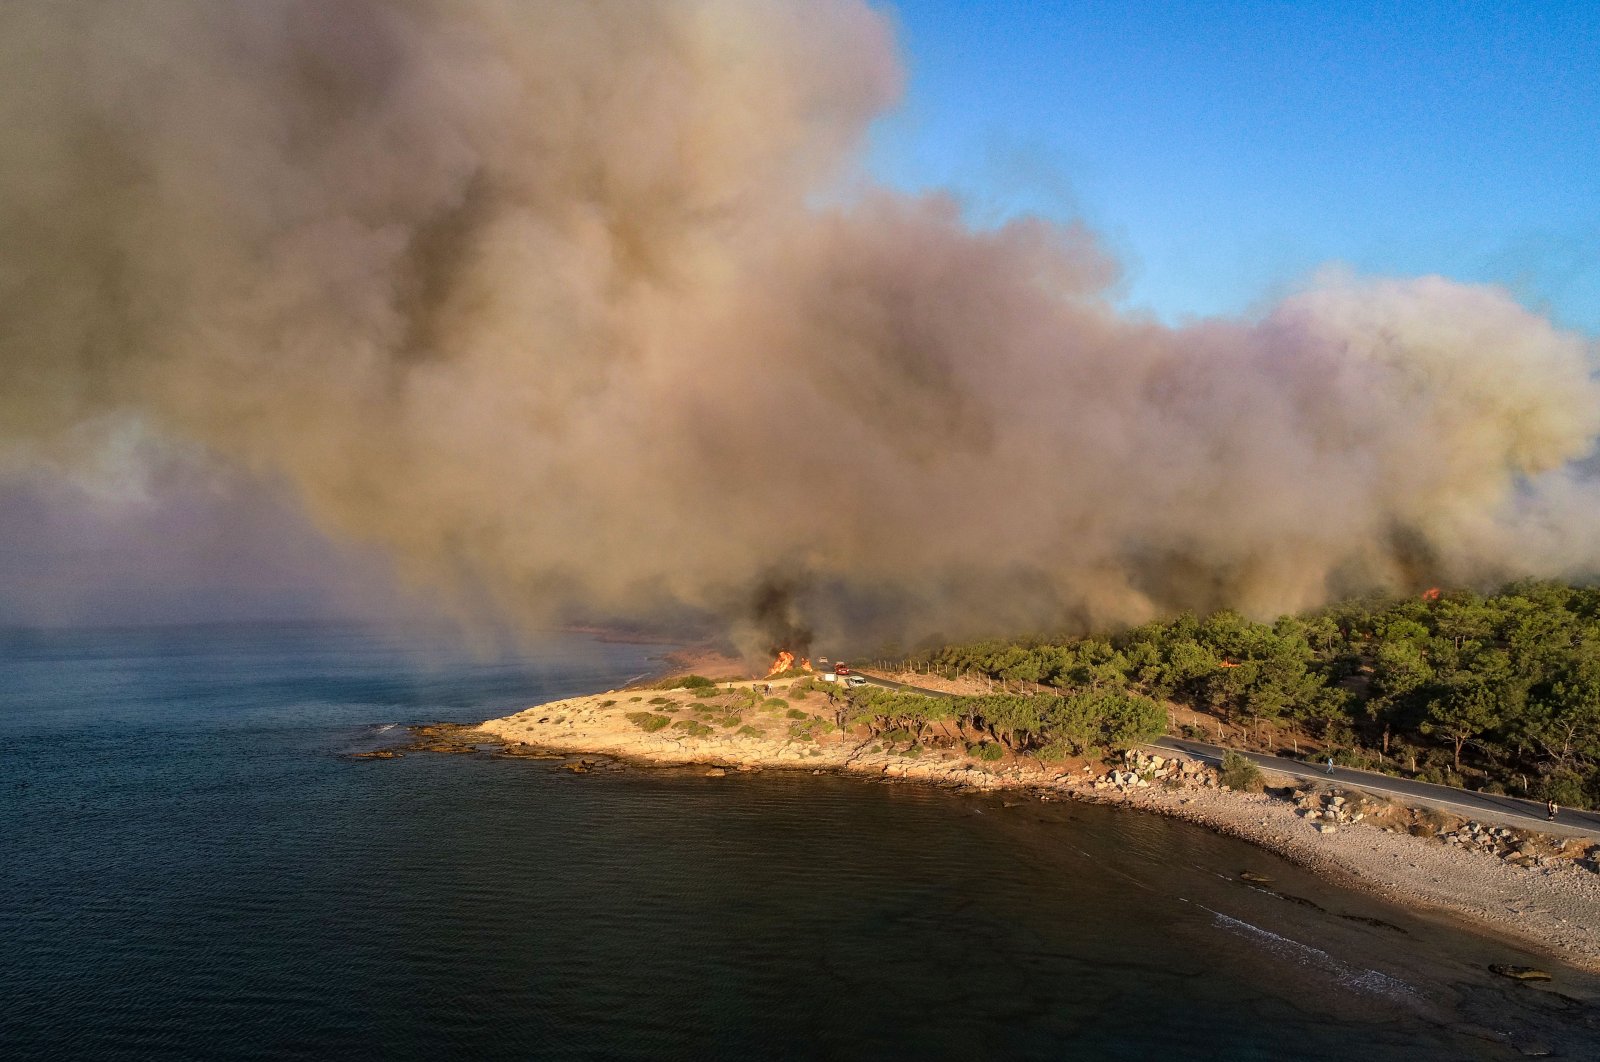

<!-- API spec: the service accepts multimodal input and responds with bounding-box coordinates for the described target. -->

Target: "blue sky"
[868,1,1599,332]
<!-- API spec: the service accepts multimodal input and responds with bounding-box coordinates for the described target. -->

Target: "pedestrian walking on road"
[1548,798,1559,821]
[1325,757,1335,775]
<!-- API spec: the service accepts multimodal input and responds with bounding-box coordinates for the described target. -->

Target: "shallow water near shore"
[4,623,1598,1059]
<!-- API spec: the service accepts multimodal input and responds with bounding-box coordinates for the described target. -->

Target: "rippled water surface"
[3,623,1598,1060]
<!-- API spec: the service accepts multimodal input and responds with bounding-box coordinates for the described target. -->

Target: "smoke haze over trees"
[2,1,1599,649]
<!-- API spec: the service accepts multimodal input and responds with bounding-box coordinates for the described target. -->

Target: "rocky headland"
[420,674,1600,975]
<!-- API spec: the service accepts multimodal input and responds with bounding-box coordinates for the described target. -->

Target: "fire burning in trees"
[1423,587,1443,601]
[765,651,812,677]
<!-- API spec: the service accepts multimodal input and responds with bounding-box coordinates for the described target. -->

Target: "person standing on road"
[1548,798,1559,821]
[1326,757,1335,775]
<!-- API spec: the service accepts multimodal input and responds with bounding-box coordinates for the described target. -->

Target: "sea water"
[3,623,1597,1060]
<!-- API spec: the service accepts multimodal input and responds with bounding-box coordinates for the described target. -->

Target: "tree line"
[894,581,1600,808]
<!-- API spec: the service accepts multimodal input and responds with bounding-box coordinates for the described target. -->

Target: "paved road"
[1150,736,1600,838]
[853,671,1600,838]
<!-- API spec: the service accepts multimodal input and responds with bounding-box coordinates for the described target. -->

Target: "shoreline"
[466,676,1600,976]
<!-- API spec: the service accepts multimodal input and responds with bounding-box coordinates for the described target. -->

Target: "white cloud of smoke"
[3,1,1598,654]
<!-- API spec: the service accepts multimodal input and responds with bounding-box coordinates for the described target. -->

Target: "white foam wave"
[1206,907,1418,1001]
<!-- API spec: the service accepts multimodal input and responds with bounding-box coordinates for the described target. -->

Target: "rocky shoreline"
[395,675,1600,976]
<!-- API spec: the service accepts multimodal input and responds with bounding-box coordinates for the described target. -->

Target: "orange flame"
[1422,587,1442,601]
[766,651,794,677]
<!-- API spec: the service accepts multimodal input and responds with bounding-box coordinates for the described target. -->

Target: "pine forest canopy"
[892,581,1600,809]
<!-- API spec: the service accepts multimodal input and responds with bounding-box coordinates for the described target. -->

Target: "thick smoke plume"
[3,1,1599,654]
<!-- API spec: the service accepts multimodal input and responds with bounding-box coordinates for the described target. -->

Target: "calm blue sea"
[2,623,1597,1060]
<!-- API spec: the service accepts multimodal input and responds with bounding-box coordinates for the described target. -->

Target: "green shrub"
[648,696,672,706]
[737,725,767,738]
[693,687,720,699]
[715,714,743,728]
[659,674,716,690]
[1537,771,1588,807]
[1218,751,1264,792]
[672,719,714,738]
[598,700,616,708]
[967,742,1005,762]
[1035,740,1076,762]
[764,698,790,711]
[628,696,642,703]
[1331,746,1386,771]
[625,712,670,733]
[785,707,808,719]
